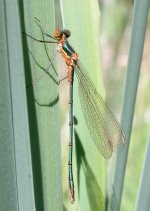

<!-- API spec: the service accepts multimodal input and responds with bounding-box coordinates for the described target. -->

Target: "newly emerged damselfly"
[25,18,125,204]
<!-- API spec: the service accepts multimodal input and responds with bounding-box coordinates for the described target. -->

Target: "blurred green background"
[100,2,150,211]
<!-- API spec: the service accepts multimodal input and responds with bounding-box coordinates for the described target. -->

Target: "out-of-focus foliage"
[101,1,150,211]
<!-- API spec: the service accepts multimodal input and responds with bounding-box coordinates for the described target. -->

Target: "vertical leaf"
[60,0,105,210]
[20,0,63,210]
[0,0,35,210]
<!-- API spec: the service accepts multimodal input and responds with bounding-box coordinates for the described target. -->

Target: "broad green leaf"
[21,0,63,210]
[0,0,35,210]
[60,1,105,210]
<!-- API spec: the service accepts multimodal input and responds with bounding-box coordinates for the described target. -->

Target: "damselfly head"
[54,28,71,40]
[61,29,71,38]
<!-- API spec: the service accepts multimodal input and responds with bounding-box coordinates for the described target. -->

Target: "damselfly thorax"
[55,29,78,82]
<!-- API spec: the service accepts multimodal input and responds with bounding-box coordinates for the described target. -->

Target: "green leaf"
[21,0,63,210]
[0,0,35,210]
[61,1,105,210]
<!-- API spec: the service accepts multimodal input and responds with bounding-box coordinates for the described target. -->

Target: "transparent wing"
[75,60,125,159]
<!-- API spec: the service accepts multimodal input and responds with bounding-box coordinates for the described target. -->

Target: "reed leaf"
[60,0,105,210]
[20,0,63,210]
[0,0,35,210]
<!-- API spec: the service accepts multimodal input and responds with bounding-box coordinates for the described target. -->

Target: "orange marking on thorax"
[57,40,78,82]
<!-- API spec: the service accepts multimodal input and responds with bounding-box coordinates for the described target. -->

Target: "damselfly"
[25,18,125,204]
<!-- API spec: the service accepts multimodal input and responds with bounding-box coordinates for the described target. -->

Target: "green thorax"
[62,41,75,57]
